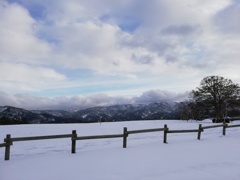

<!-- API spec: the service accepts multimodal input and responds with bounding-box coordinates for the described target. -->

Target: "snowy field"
[0,120,240,180]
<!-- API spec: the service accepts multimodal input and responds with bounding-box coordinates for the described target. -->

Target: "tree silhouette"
[191,76,240,122]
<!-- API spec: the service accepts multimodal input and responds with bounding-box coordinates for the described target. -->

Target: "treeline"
[177,100,240,121]
[0,116,28,125]
[177,75,240,122]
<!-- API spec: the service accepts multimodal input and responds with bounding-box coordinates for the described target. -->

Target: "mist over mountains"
[0,90,188,110]
[0,101,179,124]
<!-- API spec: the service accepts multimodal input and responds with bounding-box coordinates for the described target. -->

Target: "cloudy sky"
[0,0,240,109]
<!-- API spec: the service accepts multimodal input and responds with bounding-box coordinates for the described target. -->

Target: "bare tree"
[177,101,191,120]
[191,76,240,122]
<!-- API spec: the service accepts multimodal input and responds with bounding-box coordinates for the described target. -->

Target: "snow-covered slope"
[0,120,240,180]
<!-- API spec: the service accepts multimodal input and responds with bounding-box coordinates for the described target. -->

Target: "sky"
[0,0,240,109]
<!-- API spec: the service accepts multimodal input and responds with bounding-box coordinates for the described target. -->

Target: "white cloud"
[0,0,240,99]
[0,62,66,92]
[0,1,51,65]
[133,90,189,104]
[0,90,188,110]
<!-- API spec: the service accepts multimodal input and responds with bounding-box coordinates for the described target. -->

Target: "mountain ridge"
[0,102,179,124]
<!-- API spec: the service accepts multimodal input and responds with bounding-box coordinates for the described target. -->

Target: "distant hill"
[0,102,180,124]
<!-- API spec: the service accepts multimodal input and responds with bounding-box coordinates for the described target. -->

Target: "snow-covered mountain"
[0,102,179,124]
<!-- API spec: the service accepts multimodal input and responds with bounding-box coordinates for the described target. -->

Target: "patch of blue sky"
[6,0,21,4]
[100,14,141,33]
[119,20,140,33]
[36,30,59,45]
[30,81,144,98]
[186,43,207,60]
[8,1,57,44]
[34,69,144,97]
[29,86,104,97]
[7,0,46,20]
[52,67,98,80]
[195,50,207,61]
[26,4,45,20]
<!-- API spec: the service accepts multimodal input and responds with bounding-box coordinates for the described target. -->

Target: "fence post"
[71,130,77,153]
[163,124,168,143]
[197,124,202,140]
[123,127,128,148]
[4,134,12,161]
[223,122,227,136]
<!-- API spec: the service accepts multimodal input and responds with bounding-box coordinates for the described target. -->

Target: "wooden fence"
[1,122,240,161]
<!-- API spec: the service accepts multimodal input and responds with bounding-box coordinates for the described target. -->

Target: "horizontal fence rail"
[167,129,200,133]
[127,128,165,134]
[0,143,6,148]
[163,124,204,143]
[202,123,228,136]
[226,124,240,128]
[5,134,72,142]
[1,122,240,161]
[202,124,225,129]
[123,127,167,148]
[74,134,124,140]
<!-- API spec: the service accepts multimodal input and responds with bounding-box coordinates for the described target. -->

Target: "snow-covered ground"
[0,120,240,180]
